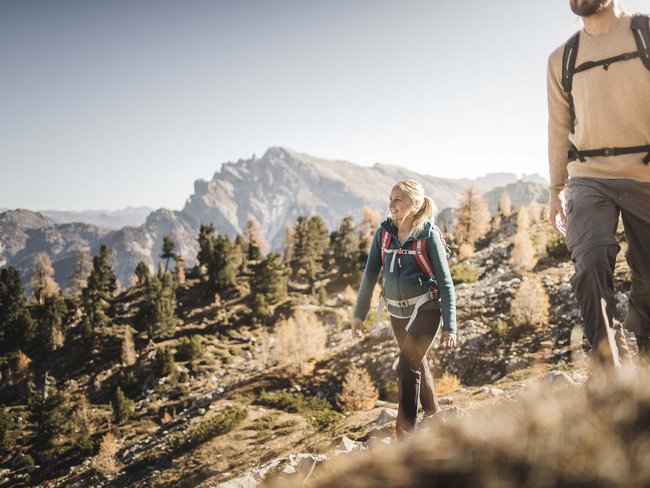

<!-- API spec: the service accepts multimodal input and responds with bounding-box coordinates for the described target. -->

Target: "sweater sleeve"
[547,46,571,199]
[353,227,383,321]
[427,230,456,334]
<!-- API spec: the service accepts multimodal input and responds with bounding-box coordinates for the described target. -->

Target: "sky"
[1,0,648,211]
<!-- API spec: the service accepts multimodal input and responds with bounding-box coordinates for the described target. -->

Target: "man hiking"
[547,0,650,367]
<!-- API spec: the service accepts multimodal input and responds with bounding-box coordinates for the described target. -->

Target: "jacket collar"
[380,218,431,242]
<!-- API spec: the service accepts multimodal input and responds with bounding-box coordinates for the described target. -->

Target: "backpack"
[562,14,650,164]
[379,226,449,300]
[374,226,450,332]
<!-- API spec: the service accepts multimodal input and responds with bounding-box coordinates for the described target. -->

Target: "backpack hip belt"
[568,143,650,165]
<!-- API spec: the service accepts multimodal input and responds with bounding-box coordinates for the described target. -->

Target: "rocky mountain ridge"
[1,147,548,288]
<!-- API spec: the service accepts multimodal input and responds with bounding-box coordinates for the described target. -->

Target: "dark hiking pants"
[565,177,650,366]
[390,308,442,434]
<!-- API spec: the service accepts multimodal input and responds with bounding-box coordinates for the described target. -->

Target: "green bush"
[257,390,331,413]
[155,347,176,377]
[171,406,247,450]
[451,263,480,284]
[175,335,205,361]
[490,318,509,337]
[309,409,344,431]
[546,236,571,259]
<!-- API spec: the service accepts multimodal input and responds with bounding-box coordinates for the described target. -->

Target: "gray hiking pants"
[565,178,650,366]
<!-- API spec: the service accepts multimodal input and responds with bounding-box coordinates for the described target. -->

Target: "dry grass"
[435,371,462,396]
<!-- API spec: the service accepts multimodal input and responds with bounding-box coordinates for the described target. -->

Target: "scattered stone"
[217,474,258,488]
[490,388,504,396]
[439,397,453,405]
[544,371,576,388]
[376,408,398,426]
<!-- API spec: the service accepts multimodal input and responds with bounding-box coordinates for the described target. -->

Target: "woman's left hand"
[440,331,456,349]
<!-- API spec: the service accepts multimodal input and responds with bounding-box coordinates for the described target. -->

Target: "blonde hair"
[391,179,436,239]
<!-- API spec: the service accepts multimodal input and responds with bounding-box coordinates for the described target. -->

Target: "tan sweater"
[547,13,650,197]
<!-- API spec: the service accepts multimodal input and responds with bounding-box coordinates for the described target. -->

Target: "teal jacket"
[353,219,457,334]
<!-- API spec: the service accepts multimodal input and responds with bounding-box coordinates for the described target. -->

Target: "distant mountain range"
[0,147,548,289]
[40,206,153,230]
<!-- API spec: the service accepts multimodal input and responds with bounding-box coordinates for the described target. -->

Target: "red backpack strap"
[412,238,435,278]
[380,228,392,266]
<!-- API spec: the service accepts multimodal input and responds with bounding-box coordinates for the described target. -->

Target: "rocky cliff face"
[0,147,547,288]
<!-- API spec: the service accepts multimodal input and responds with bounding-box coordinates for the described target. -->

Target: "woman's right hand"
[351,318,364,338]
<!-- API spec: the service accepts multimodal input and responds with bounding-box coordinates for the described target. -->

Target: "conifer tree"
[81,245,117,335]
[0,267,34,353]
[358,206,382,259]
[0,405,15,454]
[211,235,238,292]
[136,271,176,340]
[31,253,60,305]
[498,191,513,217]
[134,261,151,287]
[245,216,266,261]
[155,347,176,377]
[291,216,329,288]
[112,386,133,425]
[332,217,360,276]
[282,224,295,263]
[197,224,216,272]
[28,373,73,455]
[174,255,186,285]
[121,328,137,366]
[34,294,67,353]
[66,250,90,298]
[233,234,248,271]
[160,235,176,272]
[511,207,537,273]
[454,185,491,249]
[250,253,289,319]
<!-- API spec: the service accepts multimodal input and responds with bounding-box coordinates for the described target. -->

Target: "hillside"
[0,201,638,488]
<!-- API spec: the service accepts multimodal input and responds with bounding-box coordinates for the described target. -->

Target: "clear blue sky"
[1,0,647,211]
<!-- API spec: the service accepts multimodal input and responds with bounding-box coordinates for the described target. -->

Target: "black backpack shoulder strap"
[562,31,580,134]
[631,14,650,70]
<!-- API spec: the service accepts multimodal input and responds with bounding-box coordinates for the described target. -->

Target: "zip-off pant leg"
[391,308,442,434]
[617,180,650,338]
[565,178,629,367]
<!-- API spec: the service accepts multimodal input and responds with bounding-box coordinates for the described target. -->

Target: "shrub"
[309,409,344,431]
[457,243,474,260]
[175,335,205,361]
[92,433,120,476]
[155,347,176,377]
[171,406,247,450]
[257,390,331,413]
[546,235,571,259]
[511,276,550,328]
[274,310,327,375]
[112,387,134,425]
[0,405,15,453]
[436,371,462,396]
[490,318,509,337]
[511,229,537,273]
[338,365,379,411]
[451,263,480,284]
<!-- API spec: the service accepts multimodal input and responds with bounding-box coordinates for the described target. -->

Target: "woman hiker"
[351,179,457,438]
